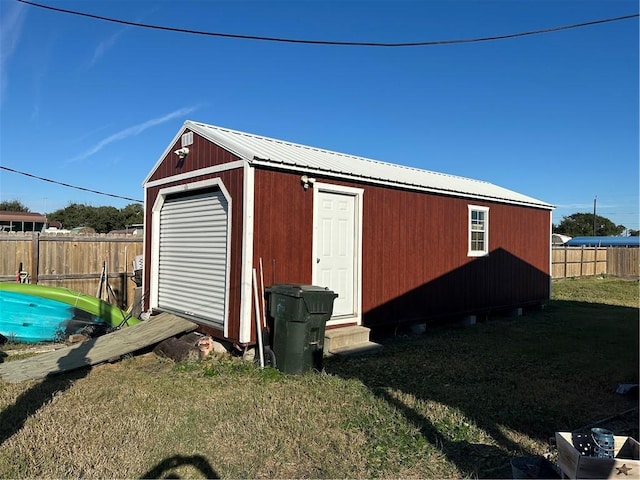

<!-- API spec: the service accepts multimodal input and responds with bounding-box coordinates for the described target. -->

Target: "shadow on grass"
[0,340,93,446]
[324,299,639,478]
[140,454,219,479]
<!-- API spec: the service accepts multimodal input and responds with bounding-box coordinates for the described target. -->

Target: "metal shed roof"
[152,121,554,210]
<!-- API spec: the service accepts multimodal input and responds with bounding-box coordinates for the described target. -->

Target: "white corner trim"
[548,210,553,299]
[239,163,255,344]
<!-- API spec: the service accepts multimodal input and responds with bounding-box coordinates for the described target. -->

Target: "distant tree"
[121,203,144,227]
[94,206,122,233]
[48,203,92,230]
[0,200,30,212]
[554,213,625,237]
[629,229,639,237]
[47,202,143,233]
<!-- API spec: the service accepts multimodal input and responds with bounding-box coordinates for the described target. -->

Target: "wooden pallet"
[0,313,197,383]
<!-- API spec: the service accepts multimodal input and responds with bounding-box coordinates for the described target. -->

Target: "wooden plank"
[0,313,197,383]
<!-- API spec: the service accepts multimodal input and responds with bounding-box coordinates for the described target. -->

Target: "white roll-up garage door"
[157,187,229,330]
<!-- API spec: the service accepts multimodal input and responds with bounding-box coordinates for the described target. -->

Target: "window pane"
[471,212,484,230]
[471,231,485,251]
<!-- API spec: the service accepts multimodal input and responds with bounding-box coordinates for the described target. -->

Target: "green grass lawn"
[0,277,638,478]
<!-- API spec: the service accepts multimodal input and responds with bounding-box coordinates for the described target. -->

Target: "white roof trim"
[146,120,554,210]
[142,127,186,186]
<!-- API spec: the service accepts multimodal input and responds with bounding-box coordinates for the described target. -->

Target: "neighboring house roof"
[565,236,640,247]
[552,234,572,245]
[147,121,554,210]
[0,211,47,222]
[108,227,143,235]
[70,226,96,234]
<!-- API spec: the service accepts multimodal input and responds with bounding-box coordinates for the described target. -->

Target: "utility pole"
[592,196,597,236]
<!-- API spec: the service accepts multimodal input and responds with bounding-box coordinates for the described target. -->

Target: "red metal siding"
[252,169,314,287]
[360,185,550,326]
[144,139,245,342]
[251,170,550,328]
[147,129,241,183]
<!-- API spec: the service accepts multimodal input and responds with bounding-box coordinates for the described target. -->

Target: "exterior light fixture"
[300,175,316,190]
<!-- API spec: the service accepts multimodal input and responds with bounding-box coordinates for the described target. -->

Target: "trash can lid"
[267,284,334,298]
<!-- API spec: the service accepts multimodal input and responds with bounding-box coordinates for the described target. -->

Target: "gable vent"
[181,131,193,147]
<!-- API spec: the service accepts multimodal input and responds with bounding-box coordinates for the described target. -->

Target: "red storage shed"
[142,121,554,349]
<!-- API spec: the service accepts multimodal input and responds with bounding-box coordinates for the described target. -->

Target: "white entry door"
[313,185,362,322]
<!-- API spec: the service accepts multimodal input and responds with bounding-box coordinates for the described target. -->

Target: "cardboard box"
[555,431,639,479]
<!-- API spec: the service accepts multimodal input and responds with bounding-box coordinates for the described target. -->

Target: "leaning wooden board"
[0,313,197,383]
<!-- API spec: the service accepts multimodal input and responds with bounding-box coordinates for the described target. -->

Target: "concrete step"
[324,325,371,351]
[324,325,383,357]
[329,341,383,357]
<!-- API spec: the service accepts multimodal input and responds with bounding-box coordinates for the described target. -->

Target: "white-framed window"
[468,205,489,257]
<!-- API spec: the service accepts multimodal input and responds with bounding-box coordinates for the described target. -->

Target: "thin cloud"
[0,2,27,104]
[87,7,158,68]
[555,201,621,217]
[30,34,55,121]
[89,26,130,67]
[557,200,618,209]
[556,203,595,211]
[66,123,116,145]
[68,106,198,164]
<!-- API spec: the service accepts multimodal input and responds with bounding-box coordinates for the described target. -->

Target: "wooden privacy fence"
[3,234,636,300]
[552,246,639,279]
[0,232,143,309]
[607,247,640,278]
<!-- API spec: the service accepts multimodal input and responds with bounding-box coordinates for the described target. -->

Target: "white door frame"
[312,182,363,327]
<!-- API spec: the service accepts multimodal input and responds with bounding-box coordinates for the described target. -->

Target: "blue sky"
[1,0,638,232]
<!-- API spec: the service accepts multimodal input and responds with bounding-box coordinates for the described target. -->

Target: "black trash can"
[267,284,338,375]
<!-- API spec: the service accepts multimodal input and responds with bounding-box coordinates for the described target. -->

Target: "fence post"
[31,232,40,284]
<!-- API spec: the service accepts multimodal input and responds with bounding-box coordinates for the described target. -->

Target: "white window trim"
[468,205,490,257]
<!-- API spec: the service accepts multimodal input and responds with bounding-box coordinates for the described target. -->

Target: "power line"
[17,0,639,48]
[0,165,142,203]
